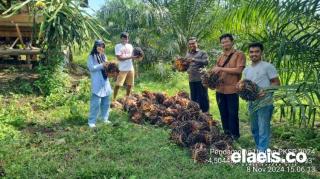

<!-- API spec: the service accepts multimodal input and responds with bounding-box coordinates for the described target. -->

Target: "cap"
[188,37,197,42]
[95,39,105,46]
[120,32,129,38]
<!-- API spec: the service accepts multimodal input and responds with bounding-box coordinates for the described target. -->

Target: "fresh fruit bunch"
[104,62,119,78]
[174,57,190,72]
[237,79,260,101]
[170,128,188,147]
[201,69,223,89]
[133,47,144,59]
[191,143,208,163]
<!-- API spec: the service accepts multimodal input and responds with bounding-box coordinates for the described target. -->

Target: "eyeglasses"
[98,45,105,48]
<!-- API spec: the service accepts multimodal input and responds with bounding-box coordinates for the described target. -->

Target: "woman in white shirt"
[87,40,113,128]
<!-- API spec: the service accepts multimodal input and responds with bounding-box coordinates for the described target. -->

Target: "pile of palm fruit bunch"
[114,90,233,163]
[237,79,260,101]
[201,69,223,89]
[104,62,119,78]
[174,57,190,72]
[133,47,144,58]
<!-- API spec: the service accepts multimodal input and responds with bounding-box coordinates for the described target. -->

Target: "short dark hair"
[248,42,264,51]
[120,32,129,38]
[188,37,197,42]
[219,33,234,42]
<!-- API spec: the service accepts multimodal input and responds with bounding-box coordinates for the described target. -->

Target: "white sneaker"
[88,123,96,128]
[103,120,111,124]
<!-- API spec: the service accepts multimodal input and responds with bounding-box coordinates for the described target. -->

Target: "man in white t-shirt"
[241,42,280,152]
[113,32,138,100]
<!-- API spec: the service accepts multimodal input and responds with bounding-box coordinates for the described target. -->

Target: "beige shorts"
[115,71,134,86]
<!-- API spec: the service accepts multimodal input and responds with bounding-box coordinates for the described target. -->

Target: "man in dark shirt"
[185,37,209,112]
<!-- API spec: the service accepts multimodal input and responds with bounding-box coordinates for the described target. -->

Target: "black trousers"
[189,81,209,112]
[216,92,240,138]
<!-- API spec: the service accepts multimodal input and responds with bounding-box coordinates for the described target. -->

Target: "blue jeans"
[249,105,274,152]
[88,93,110,125]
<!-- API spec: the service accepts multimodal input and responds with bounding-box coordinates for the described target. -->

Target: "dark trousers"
[189,81,209,112]
[216,92,240,138]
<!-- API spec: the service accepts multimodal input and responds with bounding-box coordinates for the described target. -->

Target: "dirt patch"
[0,69,39,84]
[0,69,39,94]
[0,64,88,95]
[67,63,89,78]
[23,123,57,137]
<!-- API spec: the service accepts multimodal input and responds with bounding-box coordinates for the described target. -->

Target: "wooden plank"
[0,26,33,38]
[0,26,32,31]
[0,27,33,37]
[0,13,44,26]
[0,22,34,27]
[0,63,32,69]
[0,31,32,37]
[0,14,33,25]
[0,21,37,38]
[0,48,41,55]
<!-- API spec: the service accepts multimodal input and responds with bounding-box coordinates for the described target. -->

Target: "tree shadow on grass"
[0,69,40,96]
[20,110,127,136]
[20,115,88,137]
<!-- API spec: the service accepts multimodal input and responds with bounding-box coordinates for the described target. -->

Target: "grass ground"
[0,63,319,178]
